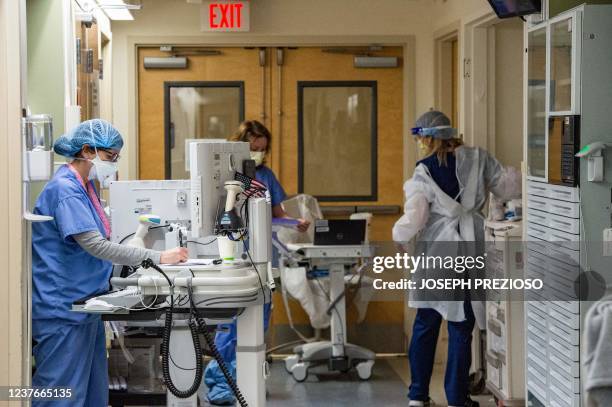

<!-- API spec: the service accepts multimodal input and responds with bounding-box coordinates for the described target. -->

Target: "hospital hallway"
[198,358,497,407]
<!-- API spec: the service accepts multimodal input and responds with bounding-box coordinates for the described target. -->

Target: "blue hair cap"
[53,119,123,158]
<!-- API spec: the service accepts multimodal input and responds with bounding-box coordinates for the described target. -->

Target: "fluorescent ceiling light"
[97,0,135,20]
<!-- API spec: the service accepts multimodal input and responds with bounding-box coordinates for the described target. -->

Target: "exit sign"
[201,1,250,32]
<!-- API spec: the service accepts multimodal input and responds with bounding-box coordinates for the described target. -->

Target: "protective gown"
[392,146,520,326]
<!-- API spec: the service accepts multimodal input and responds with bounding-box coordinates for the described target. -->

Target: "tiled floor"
[201,357,498,406]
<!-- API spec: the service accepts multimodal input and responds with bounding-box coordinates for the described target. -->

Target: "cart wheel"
[356,361,374,380]
[291,363,309,382]
[469,372,486,395]
[284,355,300,374]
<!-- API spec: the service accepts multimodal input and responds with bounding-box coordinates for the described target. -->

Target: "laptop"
[314,219,366,246]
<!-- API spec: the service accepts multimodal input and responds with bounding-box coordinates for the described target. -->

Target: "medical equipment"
[282,243,375,382]
[484,220,524,406]
[576,141,610,182]
[129,215,162,248]
[548,115,580,186]
[76,140,271,407]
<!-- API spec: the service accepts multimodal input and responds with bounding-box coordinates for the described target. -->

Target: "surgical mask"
[250,151,265,167]
[88,151,118,188]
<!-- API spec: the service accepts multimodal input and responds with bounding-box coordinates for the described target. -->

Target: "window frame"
[297,80,378,202]
[164,81,245,179]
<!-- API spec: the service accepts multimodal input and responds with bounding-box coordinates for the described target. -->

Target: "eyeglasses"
[98,148,121,163]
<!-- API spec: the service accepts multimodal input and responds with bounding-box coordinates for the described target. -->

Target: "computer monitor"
[487,0,541,19]
[189,140,250,237]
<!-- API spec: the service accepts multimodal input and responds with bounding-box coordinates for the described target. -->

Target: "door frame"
[461,11,505,150]
[122,35,416,183]
[163,80,245,178]
[0,0,28,388]
[434,21,460,128]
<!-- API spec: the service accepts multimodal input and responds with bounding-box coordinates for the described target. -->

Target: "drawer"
[527,352,548,373]
[527,372,548,401]
[527,370,548,401]
[550,373,580,396]
[549,346,580,377]
[527,224,580,250]
[550,368,580,394]
[550,391,580,407]
[527,207,580,234]
[527,181,580,202]
[528,194,580,218]
[549,320,580,346]
[549,304,580,330]
[551,300,580,314]
[548,335,580,361]
[527,337,548,360]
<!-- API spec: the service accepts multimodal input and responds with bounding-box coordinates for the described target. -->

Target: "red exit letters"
[209,3,244,29]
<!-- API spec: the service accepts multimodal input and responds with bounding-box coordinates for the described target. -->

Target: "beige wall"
[494,18,524,168]
[111,0,493,180]
[0,0,27,389]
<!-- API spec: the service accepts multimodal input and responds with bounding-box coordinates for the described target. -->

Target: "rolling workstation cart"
[282,243,376,382]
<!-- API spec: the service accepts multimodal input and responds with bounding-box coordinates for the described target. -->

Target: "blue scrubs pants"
[408,302,475,406]
[204,302,271,405]
[32,318,108,407]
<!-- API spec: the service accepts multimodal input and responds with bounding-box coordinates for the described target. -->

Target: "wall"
[494,18,524,168]
[0,0,27,389]
[27,0,65,135]
[111,0,494,180]
[549,0,612,17]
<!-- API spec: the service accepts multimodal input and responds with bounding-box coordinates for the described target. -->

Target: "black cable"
[188,285,249,407]
[185,238,217,246]
[140,259,203,399]
[242,239,268,304]
[118,224,169,245]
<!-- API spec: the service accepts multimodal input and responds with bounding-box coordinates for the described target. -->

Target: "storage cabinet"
[485,221,524,406]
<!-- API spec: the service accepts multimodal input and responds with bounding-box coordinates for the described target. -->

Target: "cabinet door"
[527,27,547,180]
[549,14,579,114]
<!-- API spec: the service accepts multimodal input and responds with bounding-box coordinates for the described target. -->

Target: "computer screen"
[487,0,541,19]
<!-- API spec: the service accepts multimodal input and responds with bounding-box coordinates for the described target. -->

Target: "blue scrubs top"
[255,165,286,207]
[32,165,112,323]
[417,153,460,200]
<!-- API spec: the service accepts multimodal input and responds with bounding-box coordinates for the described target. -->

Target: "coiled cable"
[188,286,249,407]
[141,259,204,399]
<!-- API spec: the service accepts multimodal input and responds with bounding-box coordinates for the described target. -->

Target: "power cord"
[188,284,249,407]
[140,259,203,399]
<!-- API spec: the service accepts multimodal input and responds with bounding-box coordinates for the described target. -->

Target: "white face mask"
[250,151,265,167]
[87,151,118,188]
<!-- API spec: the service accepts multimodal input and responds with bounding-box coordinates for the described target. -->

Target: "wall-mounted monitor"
[487,0,541,19]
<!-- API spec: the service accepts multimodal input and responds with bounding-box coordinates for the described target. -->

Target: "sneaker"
[408,398,434,407]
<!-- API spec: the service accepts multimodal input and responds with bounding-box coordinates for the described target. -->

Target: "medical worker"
[203,120,309,405]
[31,119,187,407]
[393,111,520,407]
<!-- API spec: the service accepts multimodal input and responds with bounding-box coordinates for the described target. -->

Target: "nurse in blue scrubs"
[31,119,187,407]
[204,120,309,405]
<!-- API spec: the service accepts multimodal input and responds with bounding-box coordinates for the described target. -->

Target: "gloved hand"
[160,247,188,264]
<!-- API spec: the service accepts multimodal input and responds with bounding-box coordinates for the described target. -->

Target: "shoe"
[449,398,480,407]
[408,398,434,407]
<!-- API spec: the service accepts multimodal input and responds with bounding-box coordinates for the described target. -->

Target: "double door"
[137,45,407,352]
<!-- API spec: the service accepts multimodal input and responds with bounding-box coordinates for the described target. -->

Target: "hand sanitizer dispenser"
[576,142,609,182]
[23,114,53,182]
